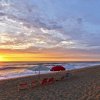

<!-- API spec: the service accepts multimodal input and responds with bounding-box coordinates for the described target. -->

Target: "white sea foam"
[0,70,54,80]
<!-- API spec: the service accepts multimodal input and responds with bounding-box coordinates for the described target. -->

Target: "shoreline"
[0,64,100,81]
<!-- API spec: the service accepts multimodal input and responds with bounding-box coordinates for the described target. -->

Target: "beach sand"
[0,65,100,100]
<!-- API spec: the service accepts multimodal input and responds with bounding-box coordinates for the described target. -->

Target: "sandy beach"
[0,65,100,100]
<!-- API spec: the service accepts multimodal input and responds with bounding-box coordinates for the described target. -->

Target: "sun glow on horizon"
[0,54,11,62]
[0,55,5,62]
[0,52,100,62]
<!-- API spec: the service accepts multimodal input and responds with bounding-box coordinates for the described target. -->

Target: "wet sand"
[0,65,100,100]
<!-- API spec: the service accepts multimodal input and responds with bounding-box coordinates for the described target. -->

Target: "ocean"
[0,61,100,80]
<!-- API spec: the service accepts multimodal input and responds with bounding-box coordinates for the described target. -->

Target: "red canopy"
[50,65,65,71]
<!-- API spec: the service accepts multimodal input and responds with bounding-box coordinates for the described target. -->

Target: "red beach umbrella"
[50,65,65,71]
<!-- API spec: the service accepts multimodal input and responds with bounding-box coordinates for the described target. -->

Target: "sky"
[0,0,100,61]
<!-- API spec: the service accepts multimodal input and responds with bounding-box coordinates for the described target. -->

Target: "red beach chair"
[41,78,48,85]
[48,77,55,84]
[31,80,36,88]
[18,82,28,91]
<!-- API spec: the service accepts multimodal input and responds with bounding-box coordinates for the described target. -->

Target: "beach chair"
[60,73,72,81]
[66,73,72,78]
[48,77,55,84]
[18,82,28,91]
[40,78,48,85]
[31,80,36,88]
[60,76,65,80]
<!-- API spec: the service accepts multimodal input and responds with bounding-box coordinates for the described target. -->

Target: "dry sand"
[0,65,100,100]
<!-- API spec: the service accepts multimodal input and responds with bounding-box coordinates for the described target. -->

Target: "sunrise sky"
[0,0,100,62]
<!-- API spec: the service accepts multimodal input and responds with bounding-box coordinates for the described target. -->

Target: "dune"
[0,65,100,100]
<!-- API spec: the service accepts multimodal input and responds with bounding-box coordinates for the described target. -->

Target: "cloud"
[0,0,100,55]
